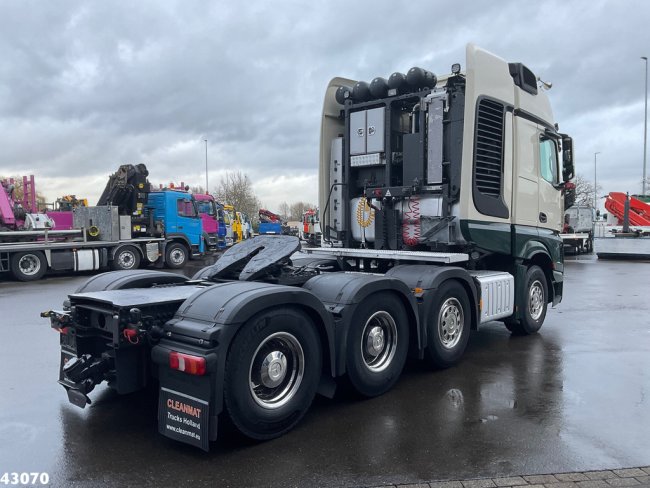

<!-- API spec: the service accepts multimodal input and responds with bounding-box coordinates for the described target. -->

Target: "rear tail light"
[169,351,206,376]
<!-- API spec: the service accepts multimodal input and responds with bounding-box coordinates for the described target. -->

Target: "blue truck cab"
[147,190,204,266]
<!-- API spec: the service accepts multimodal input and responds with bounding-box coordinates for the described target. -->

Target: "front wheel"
[424,280,471,368]
[10,251,47,281]
[164,242,188,269]
[345,292,409,397]
[223,307,322,440]
[505,265,548,335]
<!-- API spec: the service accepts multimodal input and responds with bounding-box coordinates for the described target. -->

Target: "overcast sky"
[1,0,649,213]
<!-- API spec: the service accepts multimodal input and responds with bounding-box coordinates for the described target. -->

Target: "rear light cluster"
[169,351,206,376]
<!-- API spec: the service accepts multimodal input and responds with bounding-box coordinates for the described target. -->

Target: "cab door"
[176,198,203,251]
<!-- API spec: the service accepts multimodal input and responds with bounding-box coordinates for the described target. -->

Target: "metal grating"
[474,99,505,197]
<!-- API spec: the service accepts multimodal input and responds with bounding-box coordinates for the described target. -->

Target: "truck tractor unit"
[45,45,574,451]
[224,204,243,244]
[1,165,204,281]
[193,193,224,251]
[301,208,321,245]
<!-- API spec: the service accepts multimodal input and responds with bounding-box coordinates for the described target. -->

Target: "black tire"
[505,265,548,335]
[345,292,409,397]
[110,246,141,271]
[424,280,471,368]
[10,251,47,281]
[223,307,322,440]
[164,242,188,269]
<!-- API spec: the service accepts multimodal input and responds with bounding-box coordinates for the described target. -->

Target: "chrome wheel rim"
[360,311,397,372]
[118,251,136,269]
[249,332,304,409]
[529,280,544,320]
[438,298,464,349]
[18,254,41,276]
[169,248,185,265]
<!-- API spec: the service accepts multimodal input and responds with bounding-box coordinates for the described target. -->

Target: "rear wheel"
[505,265,547,335]
[424,280,471,368]
[345,292,409,397]
[223,307,321,440]
[165,242,187,269]
[110,246,141,271]
[10,251,47,281]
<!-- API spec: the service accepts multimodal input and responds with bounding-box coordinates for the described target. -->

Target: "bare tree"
[215,170,262,225]
[278,201,290,220]
[288,201,317,221]
[189,185,206,194]
[572,174,602,208]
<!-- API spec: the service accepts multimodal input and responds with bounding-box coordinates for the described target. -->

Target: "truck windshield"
[196,201,215,216]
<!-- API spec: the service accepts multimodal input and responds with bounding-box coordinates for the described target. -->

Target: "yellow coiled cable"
[356,197,375,228]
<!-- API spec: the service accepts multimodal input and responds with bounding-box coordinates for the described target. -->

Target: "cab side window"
[539,138,559,185]
[177,199,197,217]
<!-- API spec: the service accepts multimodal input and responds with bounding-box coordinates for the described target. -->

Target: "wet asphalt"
[0,254,649,487]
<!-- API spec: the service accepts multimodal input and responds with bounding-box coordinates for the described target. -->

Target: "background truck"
[224,204,243,243]
[560,205,594,253]
[46,44,574,451]
[300,208,321,245]
[45,195,88,231]
[258,208,286,235]
[193,193,225,251]
[237,211,252,239]
[1,164,204,281]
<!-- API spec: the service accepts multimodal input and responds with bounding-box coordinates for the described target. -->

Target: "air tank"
[369,77,388,98]
[351,81,371,102]
[335,85,352,105]
[406,67,437,89]
[387,72,408,93]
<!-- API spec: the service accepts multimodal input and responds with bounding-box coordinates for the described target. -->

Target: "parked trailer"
[45,45,574,450]
[0,230,163,281]
[1,165,207,281]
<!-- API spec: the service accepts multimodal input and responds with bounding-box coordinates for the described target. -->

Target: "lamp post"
[642,56,648,196]
[204,139,208,193]
[594,151,600,210]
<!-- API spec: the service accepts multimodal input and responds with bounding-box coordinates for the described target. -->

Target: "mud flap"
[158,387,210,451]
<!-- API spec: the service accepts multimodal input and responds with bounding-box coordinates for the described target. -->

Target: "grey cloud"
[0,0,649,206]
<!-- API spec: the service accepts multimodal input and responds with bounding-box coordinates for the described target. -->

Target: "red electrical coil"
[402,197,421,247]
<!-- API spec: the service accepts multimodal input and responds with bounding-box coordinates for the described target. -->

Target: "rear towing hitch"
[61,354,111,409]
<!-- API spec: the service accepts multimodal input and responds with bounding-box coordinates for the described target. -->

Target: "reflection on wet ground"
[0,256,648,487]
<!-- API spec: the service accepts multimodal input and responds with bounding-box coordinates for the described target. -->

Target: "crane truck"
[258,208,287,235]
[1,165,204,281]
[44,45,574,451]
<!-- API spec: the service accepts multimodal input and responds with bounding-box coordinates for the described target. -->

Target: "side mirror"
[563,181,576,209]
[561,135,574,182]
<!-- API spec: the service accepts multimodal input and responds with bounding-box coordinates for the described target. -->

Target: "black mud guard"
[152,280,336,444]
[73,269,189,293]
[302,272,419,376]
[385,265,479,353]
